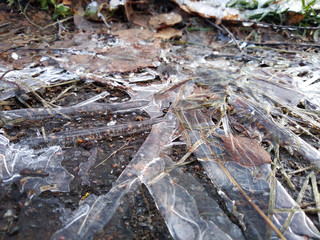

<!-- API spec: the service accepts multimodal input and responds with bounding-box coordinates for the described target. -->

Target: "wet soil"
[0,78,174,239]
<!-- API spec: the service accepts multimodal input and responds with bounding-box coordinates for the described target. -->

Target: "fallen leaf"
[132,14,151,28]
[50,29,160,73]
[149,12,182,30]
[114,29,155,42]
[62,0,72,6]
[220,134,272,167]
[286,11,304,25]
[155,28,182,40]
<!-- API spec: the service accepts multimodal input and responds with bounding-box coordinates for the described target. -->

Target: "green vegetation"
[7,0,72,19]
[300,0,320,39]
[227,0,259,10]
[227,0,319,27]
[300,0,320,26]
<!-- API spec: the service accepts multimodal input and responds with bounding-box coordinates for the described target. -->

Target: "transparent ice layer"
[52,113,244,240]
[0,132,73,197]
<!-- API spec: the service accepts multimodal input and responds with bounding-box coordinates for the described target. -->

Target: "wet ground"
[0,1,320,240]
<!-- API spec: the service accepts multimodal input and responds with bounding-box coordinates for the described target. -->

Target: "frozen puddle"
[1,25,320,240]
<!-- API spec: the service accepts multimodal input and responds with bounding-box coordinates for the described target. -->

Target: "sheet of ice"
[0,100,150,124]
[171,0,320,20]
[228,95,320,168]
[2,16,319,240]
[20,117,164,146]
[78,147,97,186]
[0,132,74,196]
[52,112,244,239]
[0,65,78,101]
[174,75,320,239]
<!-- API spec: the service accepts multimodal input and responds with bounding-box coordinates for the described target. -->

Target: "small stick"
[94,138,131,168]
[0,70,22,91]
[310,172,320,223]
[221,24,244,54]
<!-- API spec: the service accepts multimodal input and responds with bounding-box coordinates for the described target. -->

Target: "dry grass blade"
[49,84,75,104]
[266,166,277,239]
[204,139,286,240]
[273,145,295,190]
[280,172,313,233]
[310,172,320,223]
[147,138,203,185]
[95,138,131,168]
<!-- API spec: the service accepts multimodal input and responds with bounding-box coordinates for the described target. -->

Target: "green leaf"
[7,0,15,7]
[53,4,71,19]
[49,0,56,7]
[39,0,48,10]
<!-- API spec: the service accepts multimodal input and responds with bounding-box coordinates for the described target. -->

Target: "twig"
[206,20,244,54]
[271,208,320,214]
[20,81,57,108]
[148,139,203,185]
[205,19,225,32]
[94,138,132,168]
[43,16,74,30]
[41,126,48,143]
[287,166,313,175]
[228,19,320,31]
[246,41,320,49]
[310,172,320,223]
[0,22,12,28]
[274,145,296,190]
[221,24,244,54]
[266,165,277,239]
[15,94,33,108]
[21,0,43,29]
[49,84,75,104]
[205,20,261,61]
[0,70,22,91]
[19,0,73,30]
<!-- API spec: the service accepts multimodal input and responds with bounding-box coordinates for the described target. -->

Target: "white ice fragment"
[242,22,254,27]
[74,91,110,107]
[78,148,97,186]
[11,52,19,60]
[0,134,74,195]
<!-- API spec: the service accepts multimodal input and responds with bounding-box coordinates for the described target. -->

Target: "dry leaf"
[62,0,72,5]
[286,11,304,25]
[220,134,272,167]
[155,28,182,40]
[50,29,160,73]
[114,29,155,42]
[149,12,182,30]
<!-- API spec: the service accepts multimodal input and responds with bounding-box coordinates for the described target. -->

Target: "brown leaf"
[220,134,272,167]
[155,28,182,40]
[149,12,182,30]
[113,29,155,42]
[51,29,160,74]
[286,11,304,25]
